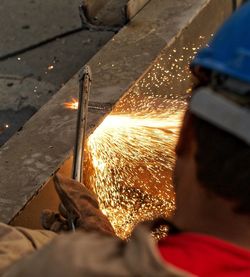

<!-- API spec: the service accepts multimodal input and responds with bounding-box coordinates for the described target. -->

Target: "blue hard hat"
[191,3,250,84]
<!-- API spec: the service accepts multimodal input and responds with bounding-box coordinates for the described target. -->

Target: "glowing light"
[5,124,9,128]
[64,98,79,110]
[48,65,54,70]
[65,99,185,238]
[64,36,208,238]
[86,108,185,238]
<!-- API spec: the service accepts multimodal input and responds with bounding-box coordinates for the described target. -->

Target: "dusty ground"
[0,0,115,146]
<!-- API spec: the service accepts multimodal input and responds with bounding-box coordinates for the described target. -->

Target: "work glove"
[41,173,116,236]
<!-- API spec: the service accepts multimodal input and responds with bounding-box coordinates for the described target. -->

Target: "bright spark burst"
[64,35,208,238]
[64,98,79,110]
[48,65,54,70]
[86,108,185,238]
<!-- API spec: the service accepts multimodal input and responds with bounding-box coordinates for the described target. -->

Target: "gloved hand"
[41,173,116,236]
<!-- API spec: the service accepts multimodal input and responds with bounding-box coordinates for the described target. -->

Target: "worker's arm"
[0,223,56,275]
[0,174,115,274]
[0,175,115,276]
[41,173,116,236]
[2,222,189,277]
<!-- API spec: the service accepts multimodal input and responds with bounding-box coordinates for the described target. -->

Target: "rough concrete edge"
[82,0,107,19]
[126,0,151,20]
[0,0,219,224]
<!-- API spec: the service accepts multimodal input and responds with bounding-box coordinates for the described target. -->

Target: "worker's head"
[174,109,250,214]
[173,3,250,218]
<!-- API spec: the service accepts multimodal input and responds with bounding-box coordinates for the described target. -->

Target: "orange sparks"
[64,98,79,110]
[86,108,185,238]
[62,37,207,238]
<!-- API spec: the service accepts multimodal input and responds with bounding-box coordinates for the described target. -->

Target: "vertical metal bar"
[68,65,92,231]
[72,65,92,183]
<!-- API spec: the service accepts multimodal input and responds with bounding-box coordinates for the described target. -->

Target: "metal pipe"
[68,65,91,231]
[72,65,92,182]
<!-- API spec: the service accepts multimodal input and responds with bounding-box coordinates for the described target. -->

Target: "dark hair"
[190,110,250,215]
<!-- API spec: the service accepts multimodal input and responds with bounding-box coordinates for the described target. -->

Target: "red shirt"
[158,233,250,276]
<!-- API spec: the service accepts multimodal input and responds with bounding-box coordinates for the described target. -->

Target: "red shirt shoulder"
[158,232,250,277]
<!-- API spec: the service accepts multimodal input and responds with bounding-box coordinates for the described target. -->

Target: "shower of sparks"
[86,108,185,238]
[65,35,208,238]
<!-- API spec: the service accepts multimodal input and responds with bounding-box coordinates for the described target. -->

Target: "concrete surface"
[126,0,150,20]
[0,0,82,57]
[0,0,138,147]
[0,0,236,225]
[0,1,115,146]
[83,0,128,26]
[82,0,150,26]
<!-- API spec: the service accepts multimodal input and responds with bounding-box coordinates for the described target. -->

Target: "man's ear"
[175,111,196,157]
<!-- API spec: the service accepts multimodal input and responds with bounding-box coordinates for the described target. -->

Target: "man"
[2,3,250,276]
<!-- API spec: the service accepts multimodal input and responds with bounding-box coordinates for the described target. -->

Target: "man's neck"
[171,193,250,250]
